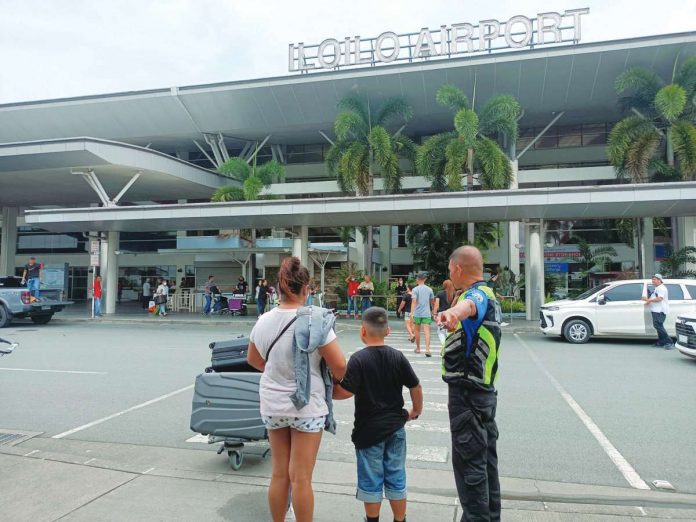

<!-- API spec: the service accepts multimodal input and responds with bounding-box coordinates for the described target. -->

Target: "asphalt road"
[1,318,695,495]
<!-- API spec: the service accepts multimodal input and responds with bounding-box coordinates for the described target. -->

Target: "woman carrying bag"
[247,257,346,522]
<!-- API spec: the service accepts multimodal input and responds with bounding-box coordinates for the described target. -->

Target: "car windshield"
[571,284,609,300]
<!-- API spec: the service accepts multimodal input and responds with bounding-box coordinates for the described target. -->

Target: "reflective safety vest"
[441,282,502,390]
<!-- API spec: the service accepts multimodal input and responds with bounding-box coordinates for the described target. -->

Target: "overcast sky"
[0,0,694,104]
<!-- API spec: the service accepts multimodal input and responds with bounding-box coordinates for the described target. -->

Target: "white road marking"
[186,434,209,443]
[515,334,650,490]
[320,439,449,463]
[83,458,96,464]
[0,368,107,375]
[637,507,647,515]
[23,450,39,457]
[52,384,194,439]
[336,418,450,434]
[142,467,155,474]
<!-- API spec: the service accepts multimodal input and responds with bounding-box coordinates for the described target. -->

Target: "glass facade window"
[517,122,613,152]
[287,143,330,164]
[120,232,177,252]
[17,227,87,254]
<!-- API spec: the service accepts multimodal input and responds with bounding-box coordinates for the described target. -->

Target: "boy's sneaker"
[285,505,295,521]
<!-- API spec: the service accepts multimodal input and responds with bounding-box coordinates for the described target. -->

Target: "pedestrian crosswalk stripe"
[319,439,449,463]
[335,418,450,434]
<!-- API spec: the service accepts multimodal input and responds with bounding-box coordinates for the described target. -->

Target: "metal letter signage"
[289,8,589,72]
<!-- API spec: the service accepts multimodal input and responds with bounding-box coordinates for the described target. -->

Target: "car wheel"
[31,314,53,325]
[0,305,11,328]
[563,319,591,344]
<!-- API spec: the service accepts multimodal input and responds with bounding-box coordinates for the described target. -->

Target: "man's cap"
[416,271,428,279]
[652,273,664,281]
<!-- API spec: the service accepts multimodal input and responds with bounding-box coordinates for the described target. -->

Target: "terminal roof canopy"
[0,138,226,207]
[24,182,696,233]
[0,33,695,151]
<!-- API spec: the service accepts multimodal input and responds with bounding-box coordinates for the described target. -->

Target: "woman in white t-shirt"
[247,256,346,522]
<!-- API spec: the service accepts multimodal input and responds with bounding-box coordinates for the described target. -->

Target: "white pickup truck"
[0,276,72,328]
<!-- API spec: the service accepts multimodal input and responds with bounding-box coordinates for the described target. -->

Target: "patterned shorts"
[262,415,326,433]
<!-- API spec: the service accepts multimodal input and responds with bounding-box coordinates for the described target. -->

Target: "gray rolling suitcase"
[208,335,255,373]
[190,372,265,441]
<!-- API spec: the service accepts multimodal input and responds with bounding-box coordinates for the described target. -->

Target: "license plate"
[41,306,51,311]
[679,334,688,344]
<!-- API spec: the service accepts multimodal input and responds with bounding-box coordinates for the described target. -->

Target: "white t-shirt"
[649,284,669,314]
[250,307,336,418]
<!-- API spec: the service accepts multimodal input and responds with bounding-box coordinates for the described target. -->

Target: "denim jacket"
[291,305,337,434]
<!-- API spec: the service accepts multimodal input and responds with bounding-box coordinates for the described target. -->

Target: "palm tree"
[212,150,285,281]
[607,56,696,183]
[577,239,618,288]
[659,246,696,278]
[416,85,521,242]
[406,222,501,281]
[326,94,416,274]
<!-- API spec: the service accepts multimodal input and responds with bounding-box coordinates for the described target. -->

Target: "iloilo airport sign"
[289,8,589,72]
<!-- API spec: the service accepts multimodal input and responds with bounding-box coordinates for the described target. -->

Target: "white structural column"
[525,220,545,321]
[508,159,521,278]
[0,207,19,276]
[354,228,366,271]
[640,218,655,278]
[292,226,309,268]
[379,225,392,279]
[105,231,119,315]
[677,216,696,272]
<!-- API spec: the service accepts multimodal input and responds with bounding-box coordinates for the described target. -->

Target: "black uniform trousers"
[448,385,500,522]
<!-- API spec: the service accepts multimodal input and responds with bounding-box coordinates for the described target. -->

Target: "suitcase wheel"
[228,449,243,470]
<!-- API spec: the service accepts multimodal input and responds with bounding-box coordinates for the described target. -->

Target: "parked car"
[0,276,72,328]
[676,314,696,359]
[539,279,696,344]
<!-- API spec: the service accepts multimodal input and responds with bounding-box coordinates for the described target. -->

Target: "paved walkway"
[2,438,696,521]
[56,301,541,334]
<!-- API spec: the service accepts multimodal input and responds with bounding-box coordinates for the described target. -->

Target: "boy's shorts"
[413,316,432,325]
[355,427,407,503]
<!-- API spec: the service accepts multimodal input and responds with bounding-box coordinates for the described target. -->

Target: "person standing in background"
[643,273,673,349]
[358,275,375,314]
[346,274,360,319]
[410,272,435,357]
[257,278,268,316]
[142,278,151,309]
[394,277,407,319]
[203,275,215,316]
[435,279,455,314]
[92,275,102,317]
[21,257,42,299]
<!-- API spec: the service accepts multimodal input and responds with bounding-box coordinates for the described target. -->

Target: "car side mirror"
[597,295,606,305]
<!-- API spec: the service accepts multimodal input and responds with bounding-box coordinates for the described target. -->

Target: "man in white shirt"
[142,279,151,309]
[642,273,672,349]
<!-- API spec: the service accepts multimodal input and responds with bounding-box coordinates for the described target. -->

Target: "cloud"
[0,0,693,103]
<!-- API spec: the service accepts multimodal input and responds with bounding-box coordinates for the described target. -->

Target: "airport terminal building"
[1,13,695,318]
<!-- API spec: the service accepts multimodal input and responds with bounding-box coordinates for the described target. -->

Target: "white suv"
[676,314,696,358]
[539,279,696,344]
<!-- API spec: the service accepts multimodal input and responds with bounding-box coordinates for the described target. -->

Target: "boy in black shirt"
[334,307,423,522]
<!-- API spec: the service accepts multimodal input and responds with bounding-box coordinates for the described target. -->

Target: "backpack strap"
[265,317,298,361]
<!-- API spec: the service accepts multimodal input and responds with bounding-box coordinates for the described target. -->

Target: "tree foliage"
[659,246,696,278]
[406,223,501,282]
[416,85,520,192]
[213,152,285,202]
[327,94,415,196]
[608,57,696,183]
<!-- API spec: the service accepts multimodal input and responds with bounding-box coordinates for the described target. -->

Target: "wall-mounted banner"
[289,8,589,73]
